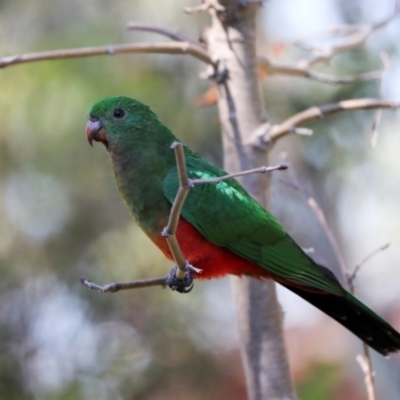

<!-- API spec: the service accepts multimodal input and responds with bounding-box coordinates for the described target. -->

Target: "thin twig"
[0,42,212,69]
[260,5,399,89]
[161,142,193,280]
[80,276,168,293]
[294,6,400,68]
[356,352,376,400]
[281,160,348,279]
[254,98,400,146]
[190,163,288,185]
[127,22,201,46]
[258,56,383,85]
[347,242,390,293]
[349,242,390,400]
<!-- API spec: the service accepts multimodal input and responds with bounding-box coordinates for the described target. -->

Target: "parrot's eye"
[113,108,125,118]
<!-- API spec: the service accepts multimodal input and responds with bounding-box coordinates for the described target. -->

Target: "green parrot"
[85,96,400,356]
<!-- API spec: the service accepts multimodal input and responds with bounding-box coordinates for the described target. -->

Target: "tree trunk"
[206,3,297,399]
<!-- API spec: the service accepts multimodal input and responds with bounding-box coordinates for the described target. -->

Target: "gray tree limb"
[205,1,297,399]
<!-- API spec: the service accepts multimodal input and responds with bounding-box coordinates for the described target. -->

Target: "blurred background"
[0,0,400,399]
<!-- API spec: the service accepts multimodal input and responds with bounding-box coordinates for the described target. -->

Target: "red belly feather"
[148,217,269,280]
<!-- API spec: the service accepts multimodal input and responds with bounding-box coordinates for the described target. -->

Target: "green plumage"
[86,96,400,356]
[164,156,345,295]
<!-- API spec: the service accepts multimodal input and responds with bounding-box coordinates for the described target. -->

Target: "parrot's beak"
[86,118,108,149]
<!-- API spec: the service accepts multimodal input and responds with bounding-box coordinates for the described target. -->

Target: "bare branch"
[356,351,376,400]
[0,42,212,69]
[127,22,202,46]
[162,142,193,281]
[258,56,382,85]
[347,242,390,292]
[299,25,371,67]
[283,163,390,292]
[80,276,167,293]
[165,143,190,235]
[190,163,288,185]
[254,98,400,145]
[294,6,400,68]
[280,161,348,279]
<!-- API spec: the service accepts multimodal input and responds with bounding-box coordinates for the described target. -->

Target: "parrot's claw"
[166,265,194,293]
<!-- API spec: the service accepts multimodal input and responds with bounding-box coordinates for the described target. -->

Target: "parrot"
[85,96,400,356]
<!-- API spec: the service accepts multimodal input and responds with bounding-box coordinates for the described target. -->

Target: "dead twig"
[294,5,400,68]
[280,160,348,279]
[257,6,398,87]
[190,163,288,185]
[347,242,390,295]
[80,276,168,292]
[161,142,194,280]
[357,352,376,400]
[253,98,400,146]
[127,22,202,46]
[0,42,212,69]
[349,242,390,400]
[258,56,383,85]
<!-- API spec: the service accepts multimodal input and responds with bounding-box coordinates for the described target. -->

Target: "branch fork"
[249,98,400,147]
[200,58,229,84]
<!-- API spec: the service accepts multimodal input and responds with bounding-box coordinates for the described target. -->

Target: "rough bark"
[206,2,297,399]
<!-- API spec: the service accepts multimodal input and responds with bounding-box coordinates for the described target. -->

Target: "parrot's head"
[86,96,173,154]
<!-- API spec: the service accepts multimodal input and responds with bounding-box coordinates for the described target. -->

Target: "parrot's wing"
[163,155,344,296]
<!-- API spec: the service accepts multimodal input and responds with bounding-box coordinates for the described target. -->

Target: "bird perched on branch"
[85,96,400,356]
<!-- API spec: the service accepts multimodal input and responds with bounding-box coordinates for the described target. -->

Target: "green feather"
[87,96,400,355]
[164,155,344,296]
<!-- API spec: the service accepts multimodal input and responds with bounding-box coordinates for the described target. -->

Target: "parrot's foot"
[167,265,194,294]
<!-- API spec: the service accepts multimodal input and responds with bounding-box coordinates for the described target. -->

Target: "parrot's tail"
[280,282,400,356]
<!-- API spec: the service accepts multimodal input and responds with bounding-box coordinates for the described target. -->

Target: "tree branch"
[190,163,288,185]
[281,161,348,279]
[356,352,376,400]
[80,276,168,292]
[126,22,202,46]
[347,243,390,296]
[206,1,297,398]
[162,142,193,281]
[258,56,383,85]
[0,42,212,69]
[294,5,400,68]
[253,98,400,146]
